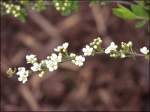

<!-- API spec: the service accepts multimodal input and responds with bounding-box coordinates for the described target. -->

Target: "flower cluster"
[26,54,37,64]
[2,2,27,21]
[70,53,85,66]
[54,42,69,53]
[2,2,21,17]
[105,42,118,54]
[82,37,102,56]
[104,41,133,58]
[7,37,149,84]
[119,41,133,58]
[46,53,62,71]
[16,67,29,83]
[52,0,79,15]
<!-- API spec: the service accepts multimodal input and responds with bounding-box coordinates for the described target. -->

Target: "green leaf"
[113,5,137,20]
[131,4,149,19]
[135,20,147,28]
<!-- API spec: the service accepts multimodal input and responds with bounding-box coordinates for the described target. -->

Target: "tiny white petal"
[93,45,97,49]
[62,42,69,49]
[140,46,149,55]
[72,55,85,66]
[82,45,93,56]
[31,63,41,72]
[70,53,76,57]
[26,54,37,64]
[105,42,118,54]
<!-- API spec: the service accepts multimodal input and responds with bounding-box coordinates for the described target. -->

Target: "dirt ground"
[1,2,149,111]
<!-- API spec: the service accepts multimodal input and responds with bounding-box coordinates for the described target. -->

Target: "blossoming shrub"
[7,37,149,84]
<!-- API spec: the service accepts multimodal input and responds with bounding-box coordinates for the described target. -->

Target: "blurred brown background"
[1,2,149,111]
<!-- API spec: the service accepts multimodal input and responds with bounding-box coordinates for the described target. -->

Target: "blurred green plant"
[1,0,149,29]
[1,0,46,22]
[52,0,79,16]
[1,1,27,22]
[113,1,149,28]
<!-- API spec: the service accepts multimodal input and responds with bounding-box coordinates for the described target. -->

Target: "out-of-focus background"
[1,1,149,111]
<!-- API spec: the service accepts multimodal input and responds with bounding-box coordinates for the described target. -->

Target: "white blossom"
[50,53,62,63]
[120,53,126,58]
[45,60,58,72]
[26,54,37,64]
[72,55,85,66]
[62,42,69,49]
[70,53,76,57]
[31,63,41,72]
[93,45,97,49]
[105,42,118,54]
[96,37,102,43]
[16,67,29,83]
[40,59,47,66]
[121,41,132,48]
[16,67,26,76]
[127,41,132,47]
[38,71,44,77]
[82,45,93,56]
[140,46,149,55]
[54,42,69,52]
[18,73,29,83]
[55,2,59,7]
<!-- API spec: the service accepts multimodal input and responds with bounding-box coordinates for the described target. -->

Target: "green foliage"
[1,2,27,22]
[113,5,137,20]
[131,4,148,18]
[113,3,149,28]
[1,0,46,22]
[135,20,147,28]
[52,0,79,16]
[1,0,149,29]
[31,0,46,12]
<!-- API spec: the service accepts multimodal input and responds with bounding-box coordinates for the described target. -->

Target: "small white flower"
[31,63,41,72]
[62,42,69,49]
[64,2,68,6]
[72,55,85,66]
[90,42,94,46]
[82,45,93,56]
[54,42,69,52]
[105,42,118,54]
[140,46,149,55]
[16,6,20,10]
[16,67,29,83]
[45,60,58,72]
[38,71,44,77]
[70,53,76,57]
[56,7,60,11]
[62,7,65,11]
[93,45,97,49]
[55,2,59,7]
[121,53,126,58]
[16,67,26,76]
[96,37,102,43]
[54,46,62,52]
[26,54,37,64]
[127,41,132,47]
[50,53,62,63]
[18,73,29,83]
